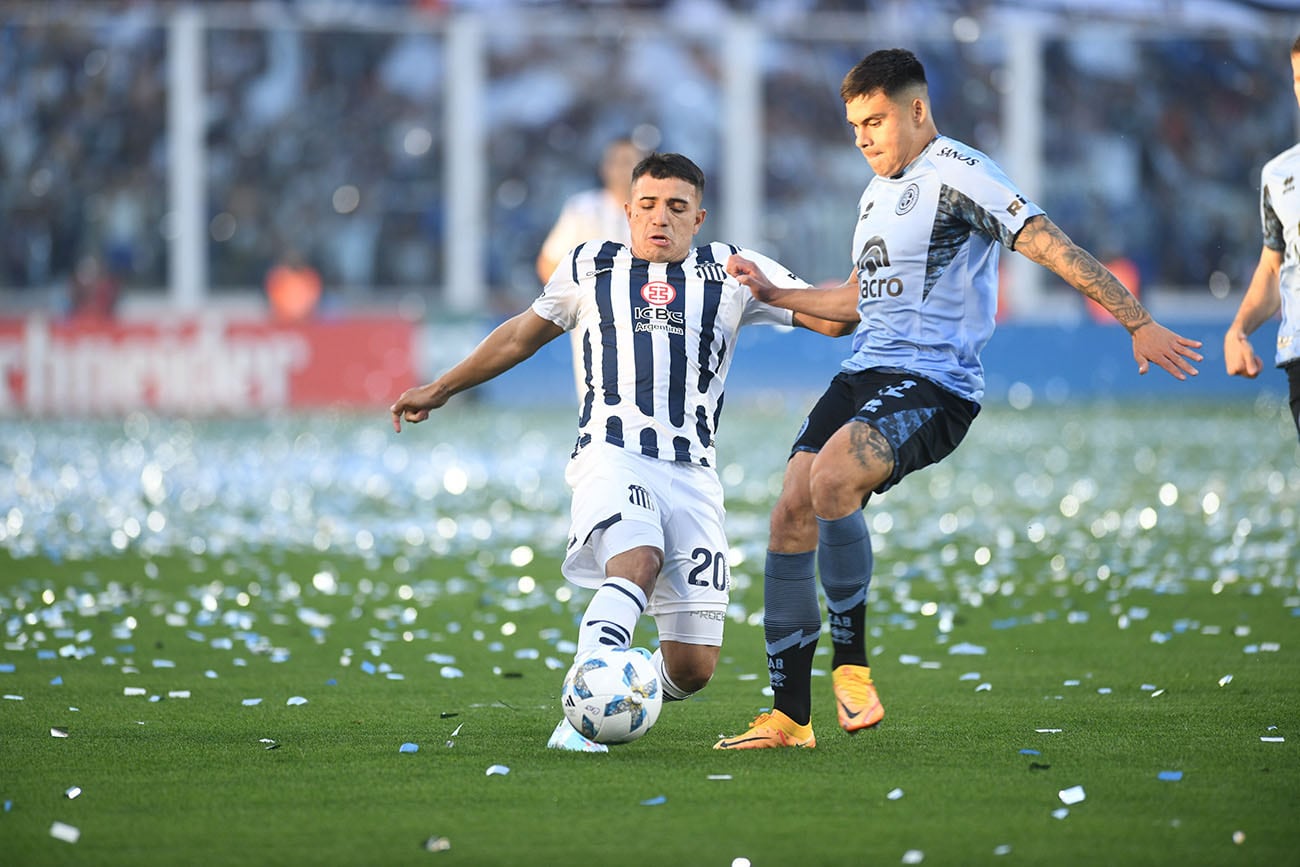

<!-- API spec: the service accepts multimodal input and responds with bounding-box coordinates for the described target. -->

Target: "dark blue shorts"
[1287,360,1300,439]
[791,368,979,495]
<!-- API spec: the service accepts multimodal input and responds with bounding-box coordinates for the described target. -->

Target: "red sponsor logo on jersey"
[640,281,676,306]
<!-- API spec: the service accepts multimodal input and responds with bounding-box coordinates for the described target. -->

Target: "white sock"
[576,577,646,655]
[651,647,695,701]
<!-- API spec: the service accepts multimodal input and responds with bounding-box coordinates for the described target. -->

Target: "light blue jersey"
[1260,142,1300,367]
[844,135,1044,403]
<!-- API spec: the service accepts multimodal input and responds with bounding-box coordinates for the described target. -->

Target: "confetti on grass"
[50,821,80,843]
[640,795,667,806]
[400,743,419,753]
[1058,785,1086,805]
[485,764,509,776]
[1158,771,1183,781]
[423,836,451,852]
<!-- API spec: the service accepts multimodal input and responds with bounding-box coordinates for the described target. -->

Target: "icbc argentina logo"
[640,281,676,306]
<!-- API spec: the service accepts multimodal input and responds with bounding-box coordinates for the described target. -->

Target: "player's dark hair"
[840,48,928,102]
[632,153,706,197]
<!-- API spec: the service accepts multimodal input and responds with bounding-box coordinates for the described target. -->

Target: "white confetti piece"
[1232,831,1245,845]
[898,654,922,665]
[167,690,191,699]
[994,845,1012,856]
[1035,728,1062,733]
[887,788,904,800]
[64,786,81,799]
[50,821,80,843]
[1260,736,1285,743]
[1218,675,1233,687]
[1051,808,1069,820]
[902,849,924,864]
[241,698,262,706]
[123,687,146,697]
[959,672,980,681]
[440,666,464,679]
[707,774,732,781]
[975,682,992,692]
[286,696,308,706]
[948,642,986,655]
[2,695,23,701]
[485,764,510,776]
[50,727,69,738]
[1058,785,1086,805]
[1150,689,1165,698]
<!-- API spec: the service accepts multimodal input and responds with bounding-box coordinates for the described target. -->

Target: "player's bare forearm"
[391,311,562,431]
[1015,216,1151,333]
[1224,248,1282,378]
[1227,249,1283,339]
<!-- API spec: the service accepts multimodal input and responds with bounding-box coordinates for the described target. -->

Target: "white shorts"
[563,443,730,644]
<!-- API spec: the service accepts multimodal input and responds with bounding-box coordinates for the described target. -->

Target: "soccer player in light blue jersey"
[715,48,1202,750]
[1225,35,1300,439]
[391,153,850,750]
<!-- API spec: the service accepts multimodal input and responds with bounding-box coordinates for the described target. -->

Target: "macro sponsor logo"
[856,237,903,299]
[858,236,890,276]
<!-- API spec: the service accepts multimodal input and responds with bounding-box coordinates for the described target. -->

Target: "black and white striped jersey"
[532,240,806,467]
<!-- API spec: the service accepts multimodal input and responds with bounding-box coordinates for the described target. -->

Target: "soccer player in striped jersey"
[390,152,851,750]
[1225,35,1300,439]
[714,48,1202,750]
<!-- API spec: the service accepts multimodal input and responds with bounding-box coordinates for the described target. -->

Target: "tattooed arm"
[1013,215,1203,380]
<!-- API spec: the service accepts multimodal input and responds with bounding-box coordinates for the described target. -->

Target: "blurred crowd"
[0,1,1295,316]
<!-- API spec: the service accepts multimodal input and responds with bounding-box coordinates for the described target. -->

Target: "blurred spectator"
[534,137,645,284]
[67,253,120,319]
[265,250,323,321]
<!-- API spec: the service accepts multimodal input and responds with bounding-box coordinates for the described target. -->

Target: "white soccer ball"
[561,648,663,744]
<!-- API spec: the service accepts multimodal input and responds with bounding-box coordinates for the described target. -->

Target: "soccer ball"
[561,648,663,744]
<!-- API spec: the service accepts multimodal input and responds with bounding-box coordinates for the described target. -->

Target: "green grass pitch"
[1,400,1297,866]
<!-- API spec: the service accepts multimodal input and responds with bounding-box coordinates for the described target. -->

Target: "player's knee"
[809,452,887,515]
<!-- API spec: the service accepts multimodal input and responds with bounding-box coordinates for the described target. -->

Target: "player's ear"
[693,207,706,233]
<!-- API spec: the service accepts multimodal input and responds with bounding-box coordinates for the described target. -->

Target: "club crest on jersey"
[641,281,676,306]
[895,183,920,215]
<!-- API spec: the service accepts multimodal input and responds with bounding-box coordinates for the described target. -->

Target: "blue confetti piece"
[361,660,377,675]
[50,676,62,686]
[325,678,337,686]
[1158,771,1183,781]
[640,795,667,806]
[399,742,419,753]
[1019,749,1041,756]
[3,799,10,812]
[0,663,14,673]
[37,650,56,660]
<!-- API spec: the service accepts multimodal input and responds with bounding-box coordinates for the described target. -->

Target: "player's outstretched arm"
[1014,215,1203,380]
[391,310,564,431]
[1224,247,1283,379]
[727,254,860,332]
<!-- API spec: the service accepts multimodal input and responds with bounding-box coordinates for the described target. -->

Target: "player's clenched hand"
[1223,331,1263,379]
[1131,323,1203,380]
[390,384,447,432]
[726,254,776,302]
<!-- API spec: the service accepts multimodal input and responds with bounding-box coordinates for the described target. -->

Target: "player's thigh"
[563,445,667,588]
[834,369,980,496]
[649,466,730,624]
